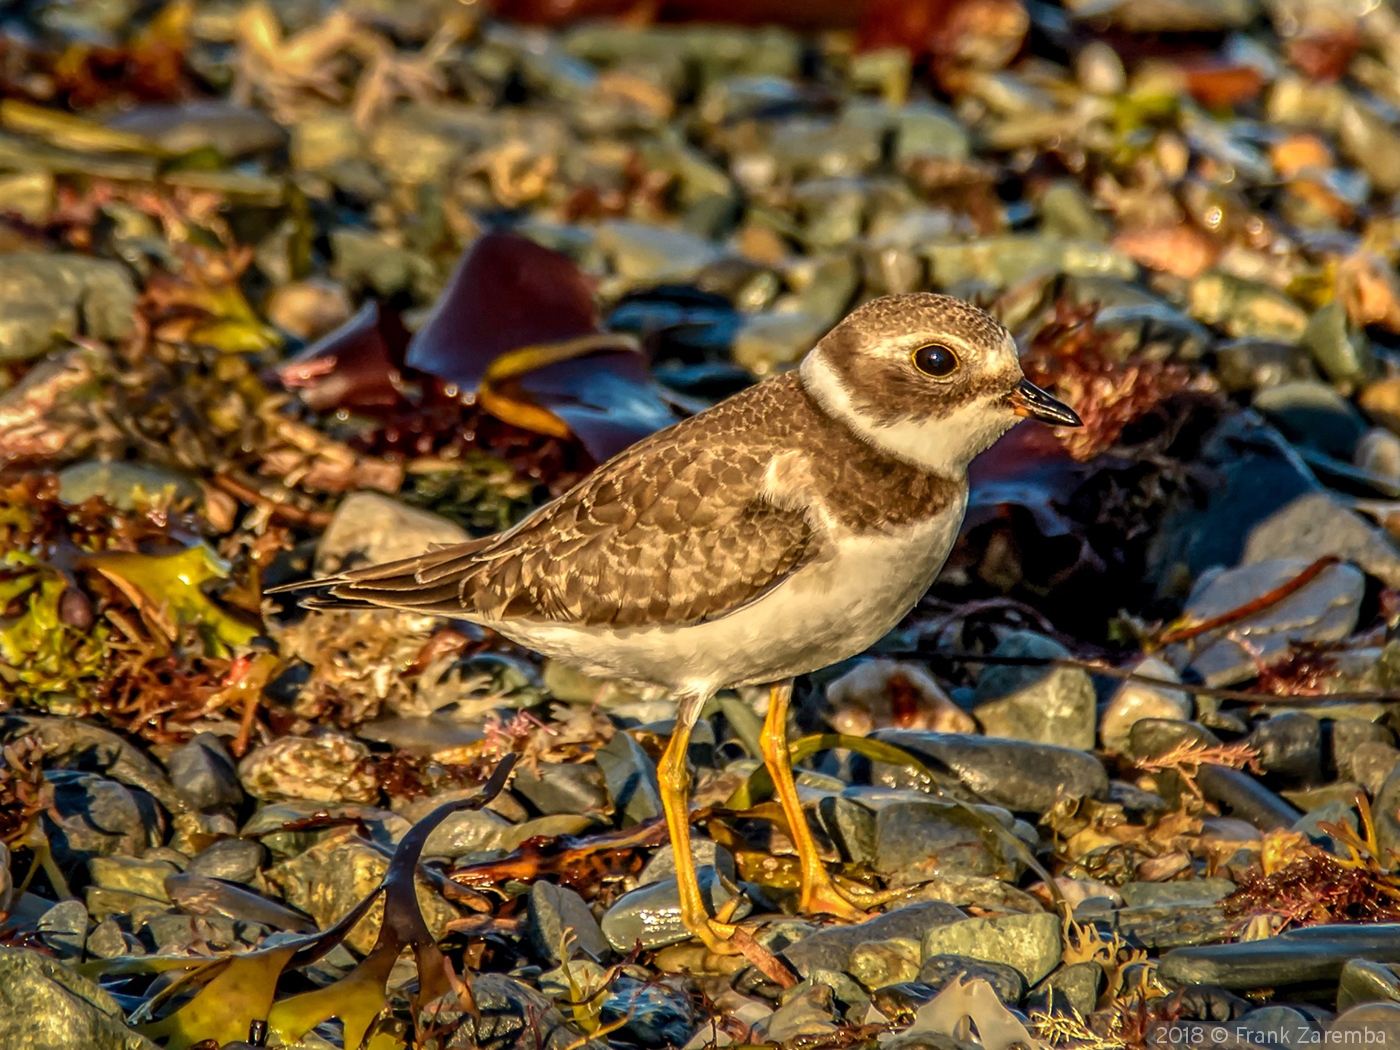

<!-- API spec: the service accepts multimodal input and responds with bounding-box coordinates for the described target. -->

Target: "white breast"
[484,493,968,697]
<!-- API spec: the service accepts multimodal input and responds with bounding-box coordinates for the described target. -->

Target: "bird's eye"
[912,344,959,378]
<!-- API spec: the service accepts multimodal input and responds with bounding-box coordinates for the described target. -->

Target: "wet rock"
[1119,879,1235,907]
[165,733,242,812]
[871,731,1108,813]
[597,221,722,284]
[762,980,838,1043]
[1253,382,1368,459]
[1330,1003,1400,1046]
[84,919,131,960]
[0,253,137,362]
[920,912,1063,985]
[1035,961,1102,1017]
[917,955,1026,1004]
[1197,764,1302,830]
[1237,1005,1323,1050]
[237,732,378,804]
[1190,273,1309,342]
[529,882,610,964]
[56,462,200,513]
[875,801,1017,884]
[595,732,663,826]
[418,808,512,859]
[1245,712,1324,786]
[1213,340,1317,394]
[1303,301,1374,387]
[1127,719,1221,760]
[1242,493,1400,590]
[1099,657,1192,754]
[818,796,878,865]
[638,839,735,885]
[41,770,162,876]
[926,237,1136,289]
[731,311,830,375]
[1159,924,1400,988]
[599,974,699,1046]
[1147,411,1321,591]
[1372,765,1400,858]
[88,855,176,901]
[1351,741,1400,796]
[264,278,353,342]
[1333,720,1395,778]
[895,103,970,163]
[453,972,588,1050]
[782,901,964,977]
[1172,560,1364,687]
[600,867,749,952]
[970,632,1096,750]
[166,872,317,933]
[513,761,610,817]
[315,492,469,576]
[0,947,157,1049]
[105,102,286,158]
[267,831,459,955]
[1338,960,1400,1010]
[187,838,264,884]
[825,660,976,736]
[36,899,89,961]
[850,939,922,989]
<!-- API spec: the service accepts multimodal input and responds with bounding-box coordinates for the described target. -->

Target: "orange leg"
[658,693,742,952]
[761,680,869,922]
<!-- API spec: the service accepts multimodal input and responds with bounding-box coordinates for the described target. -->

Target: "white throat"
[799,351,1017,476]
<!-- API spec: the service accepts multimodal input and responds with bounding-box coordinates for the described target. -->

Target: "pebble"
[1330,1003,1400,1046]
[1339,961,1400,1009]
[266,832,460,955]
[1119,878,1236,907]
[1242,492,1400,590]
[56,462,201,513]
[870,730,1109,813]
[761,981,838,1044]
[825,659,976,736]
[527,882,610,964]
[448,971,587,1050]
[874,801,1016,885]
[166,871,318,933]
[920,911,1063,986]
[1351,741,1400,796]
[41,770,161,876]
[165,732,243,811]
[186,838,265,884]
[0,253,137,362]
[513,761,610,817]
[599,867,749,952]
[782,901,964,978]
[1197,764,1302,830]
[0,947,156,1050]
[1173,559,1364,687]
[237,732,379,804]
[1160,925,1400,988]
[1254,381,1369,459]
[594,731,664,826]
[1034,961,1101,1017]
[970,631,1096,750]
[638,839,736,886]
[917,955,1026,1004]
[36,899,89,961]
[88,855,176,900]
[1099,656,1193,754]
[314,492,470,576]
[600,974,700,1046]
[1246,712,1324,786]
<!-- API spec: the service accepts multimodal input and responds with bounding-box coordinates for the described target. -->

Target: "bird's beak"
[1008,378,1082,427]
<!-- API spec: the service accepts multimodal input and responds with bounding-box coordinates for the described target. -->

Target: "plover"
[279,292,1080,949]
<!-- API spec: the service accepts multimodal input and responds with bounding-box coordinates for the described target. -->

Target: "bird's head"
[799,292,1081,474]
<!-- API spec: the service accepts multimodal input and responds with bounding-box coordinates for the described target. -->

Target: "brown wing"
[312,376,818,627]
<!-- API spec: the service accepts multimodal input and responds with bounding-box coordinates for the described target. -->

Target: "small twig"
[210,473,333,528]
[1153,556,1340,647]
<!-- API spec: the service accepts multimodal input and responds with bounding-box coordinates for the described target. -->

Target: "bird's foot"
[801,872,910,923]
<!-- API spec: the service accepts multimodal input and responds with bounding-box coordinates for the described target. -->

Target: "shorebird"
[277,292,1080,949]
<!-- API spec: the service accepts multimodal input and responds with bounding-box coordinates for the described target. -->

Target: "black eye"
[913,344,959,378]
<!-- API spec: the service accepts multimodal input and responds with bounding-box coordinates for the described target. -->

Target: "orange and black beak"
[1009,378,1081,427]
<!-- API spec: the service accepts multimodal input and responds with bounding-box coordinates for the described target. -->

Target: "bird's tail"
[266,538,493,616]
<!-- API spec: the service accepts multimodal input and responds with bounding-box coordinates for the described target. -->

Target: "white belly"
[484,498,966,697]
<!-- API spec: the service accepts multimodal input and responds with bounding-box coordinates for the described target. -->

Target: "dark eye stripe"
[913,344,959,378]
